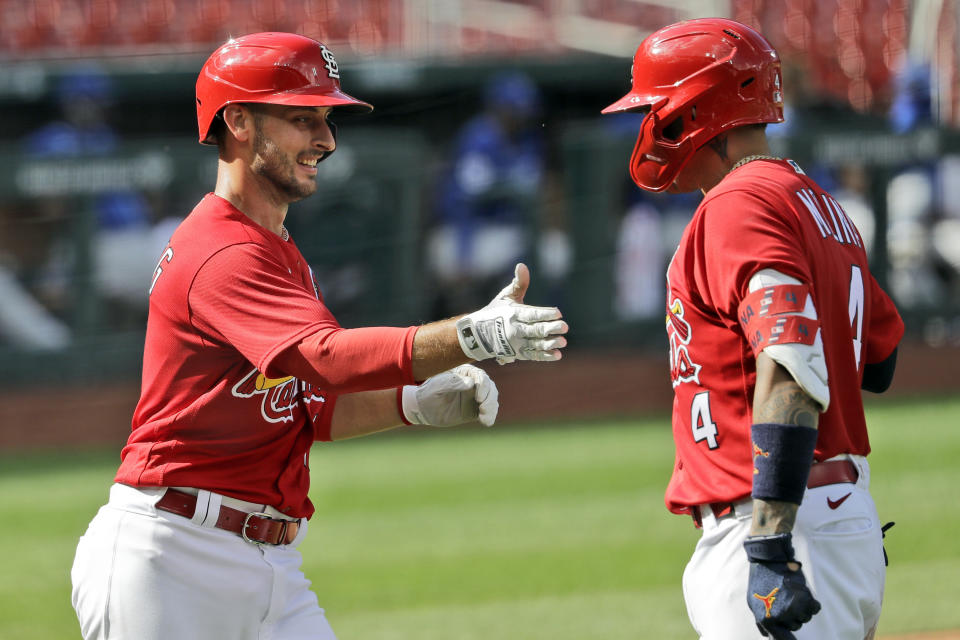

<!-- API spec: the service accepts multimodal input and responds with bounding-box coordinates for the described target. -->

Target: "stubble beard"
[251,122,317,202]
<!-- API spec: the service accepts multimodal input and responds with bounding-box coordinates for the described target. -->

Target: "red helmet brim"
[601,91,651,114]
[245,86,373,113]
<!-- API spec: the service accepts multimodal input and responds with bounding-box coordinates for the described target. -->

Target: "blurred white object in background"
[0,264,70,350]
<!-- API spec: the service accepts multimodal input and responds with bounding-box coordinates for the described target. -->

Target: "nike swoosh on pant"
[827,492,852,509]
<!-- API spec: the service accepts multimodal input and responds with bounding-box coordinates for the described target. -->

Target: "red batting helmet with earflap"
[602,18,783,192]
[196,32,373,145]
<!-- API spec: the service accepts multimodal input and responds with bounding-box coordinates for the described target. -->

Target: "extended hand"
[401,365,499,427]
[744,534,821,639]
[456,263,568,364]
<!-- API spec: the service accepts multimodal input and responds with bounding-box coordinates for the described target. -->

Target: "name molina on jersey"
[232,369,326,424]
[796,188,863,248]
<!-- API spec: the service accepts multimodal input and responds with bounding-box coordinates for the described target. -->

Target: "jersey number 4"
[690,391,719,449]
[848,264,864,369]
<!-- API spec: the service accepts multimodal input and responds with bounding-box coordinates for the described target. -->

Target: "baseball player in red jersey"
[603,19,904,640]
[70,32,568,640]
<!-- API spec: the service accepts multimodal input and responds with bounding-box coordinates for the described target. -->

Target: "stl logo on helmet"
[319,44,340,79]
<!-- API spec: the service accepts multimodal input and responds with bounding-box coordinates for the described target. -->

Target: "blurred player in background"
[428,71,548,316]
[70,32,568,640]
[602,18,904,640]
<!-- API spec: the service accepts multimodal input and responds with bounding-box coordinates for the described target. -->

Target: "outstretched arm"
[329,388,404,440]
[277,263,568,392]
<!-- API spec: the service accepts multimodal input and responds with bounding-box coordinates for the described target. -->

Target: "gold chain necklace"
[730,154,781,172]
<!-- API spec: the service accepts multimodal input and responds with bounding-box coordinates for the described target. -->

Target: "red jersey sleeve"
[864,270,904,364]
[190,243,417,392]
[273,325,417,393]
[189,243,334,374]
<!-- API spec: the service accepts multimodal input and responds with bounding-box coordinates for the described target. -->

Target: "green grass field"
[2,394,958,639]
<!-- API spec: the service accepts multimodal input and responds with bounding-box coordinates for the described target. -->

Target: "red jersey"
[664,159,903,515]
[116,194,417,518]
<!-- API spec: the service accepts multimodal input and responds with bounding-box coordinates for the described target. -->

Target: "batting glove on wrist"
[744,533,822,640]
[401,365,499,427]
[456,263,568,364]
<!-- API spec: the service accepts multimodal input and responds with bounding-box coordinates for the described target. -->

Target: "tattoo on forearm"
[755,384,819,427]
[752,499,798,535]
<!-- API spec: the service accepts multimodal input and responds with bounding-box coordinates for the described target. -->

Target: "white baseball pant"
[682,455,886,640]
[71,483,336,640]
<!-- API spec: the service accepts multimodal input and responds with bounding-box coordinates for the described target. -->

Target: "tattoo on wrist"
[752,499,798,535]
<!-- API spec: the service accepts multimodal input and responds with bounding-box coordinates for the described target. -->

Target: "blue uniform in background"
[428,72,546,315]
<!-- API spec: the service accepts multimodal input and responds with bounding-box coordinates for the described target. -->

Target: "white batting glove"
[456,263,568,364]
[401,365,499,427]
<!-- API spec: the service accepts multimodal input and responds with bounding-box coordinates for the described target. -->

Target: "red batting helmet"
[196,32,373,145]
[602,18,783,192]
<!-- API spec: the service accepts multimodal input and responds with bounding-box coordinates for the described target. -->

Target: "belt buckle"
[241,511,284,545]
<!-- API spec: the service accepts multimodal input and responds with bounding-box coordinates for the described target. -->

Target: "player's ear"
[221,104,254,144]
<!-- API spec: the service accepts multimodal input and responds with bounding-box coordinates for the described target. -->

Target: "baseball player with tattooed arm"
[602,19,903,640]
[70,32,568,640]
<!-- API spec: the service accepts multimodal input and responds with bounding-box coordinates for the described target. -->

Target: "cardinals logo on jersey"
[666,297,702,387]
[232,369,326,424]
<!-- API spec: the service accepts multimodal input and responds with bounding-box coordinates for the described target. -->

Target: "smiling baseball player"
[70,32,568,640]
[602,19,904,640]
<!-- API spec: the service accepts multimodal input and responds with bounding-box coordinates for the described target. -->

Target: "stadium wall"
[1,342,957,452]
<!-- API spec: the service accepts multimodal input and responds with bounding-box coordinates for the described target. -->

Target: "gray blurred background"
[1,0,959,449]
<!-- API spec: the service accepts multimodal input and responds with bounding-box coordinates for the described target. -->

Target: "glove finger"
[794,606,814,626]
[456,365,496,404]
[518,348,563,362]
[493,263,528,302]
[763,622,797,640]
[523,336,567,352]
[438,371,473,393]
[509,336,566,361]
[756,623,770,638]
[451,364,485,385]
[515,319,569,338]
[477,383,499,426]
[513,305,563,323]
[789,591,821,623]
[475,376,495,405]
